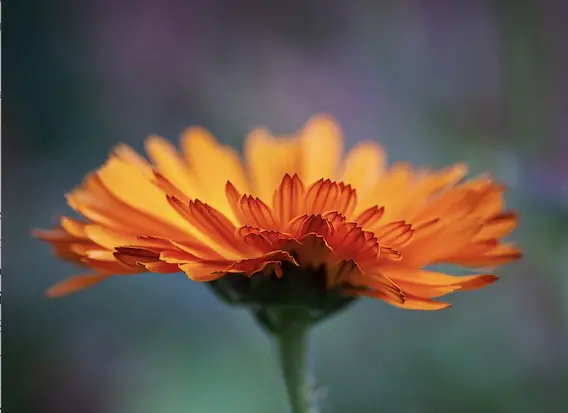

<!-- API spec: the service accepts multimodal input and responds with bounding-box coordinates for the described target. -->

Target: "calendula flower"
[36,114,522,413]
[36,114,521,312]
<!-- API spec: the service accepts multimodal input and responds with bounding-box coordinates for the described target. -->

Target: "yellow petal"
[245,128,302,201]
[300,114,343,185]
[182,127,250,220]
[96,157,205,240]
[145,136,201,198]
[341,141,386,211]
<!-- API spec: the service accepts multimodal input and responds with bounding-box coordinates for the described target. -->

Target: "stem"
[275,319,316,413]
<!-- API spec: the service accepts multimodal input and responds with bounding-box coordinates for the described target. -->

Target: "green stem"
[275,319,316,413]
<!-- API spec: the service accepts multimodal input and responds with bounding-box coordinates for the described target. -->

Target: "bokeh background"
[4,1,568,412]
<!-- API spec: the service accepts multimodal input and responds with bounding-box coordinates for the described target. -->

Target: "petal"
[145,135,201,198]
[291,214,333,239]
[245,232,277,253]
[181,126,250,218]
[300,114,343,184]
[67,173,176,236]
[301,179,357,218]
[381,293,452,311]
[378,245,403,261]
[46,274,111,298]
[326,259,360,288]
[293,234,334,268]
[341,142,386,206]
[225,181,246,224]
[352,287,451,310]
[477,212,518,240]
[346,273,405,304]
[227,251,298,274]
[96,157,197,237]
[113,144,154,176]
[166,197,245,259]
[236,226,292,250]
[370,163,414,222]
[443,243,523,267]
[153,172,191,204]
[303,179,339,216]
[238,195,278,229]
[245,128,302,201]
[400,218,483,267]
[33,227,78,242]
[159,249,200,264]
[272,174,305,229]
[145,262,181,273]
[114,247,159,267]
[322,211,347,229]
[179,262,229,281]
[60,217,88,238]
[355,205,385,229]
[376,221,414,248]
[381,267,499,293]
[329,222,380,263]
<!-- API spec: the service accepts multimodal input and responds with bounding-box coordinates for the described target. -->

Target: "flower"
[35,114,521,311]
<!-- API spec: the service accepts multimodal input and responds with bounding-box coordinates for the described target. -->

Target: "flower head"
[36,115,521,313]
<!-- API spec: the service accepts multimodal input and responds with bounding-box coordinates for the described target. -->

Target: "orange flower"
[35,115,521,310]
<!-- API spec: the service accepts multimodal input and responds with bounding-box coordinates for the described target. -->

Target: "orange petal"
[242,233,274,252]
[237,227,292,251]
[179,262,229,281]
[330,222,380,263]
[322,211,348,229]
[33,227,77,242]
[477,212,518,239]
[380,293,452,311]
[401,218,483,266]
[167,196,244,259]
[227,251,298,275]
[378,245,403,261]
[304,179,355,216]
[352,287,451,310]
[336,182,357,218]
[80,257,137,273]
[60,217,89,238]
[238,195,278,229]
[293,234,334,268]
[376,221,414,248]
[145,262,180,273]
[225,181,246,224]
[443,243,523,267]
[355,205,385,229]
[381,268,499,292]
[326,259,360,288]
[272,174,305,229]
[159,249,200,264]
[46,274,111,298]
[114,247,161,267]
[292,214,333,239]
[345,273,405,305]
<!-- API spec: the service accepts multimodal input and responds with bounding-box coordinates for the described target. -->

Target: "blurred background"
[4,0,568,412]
